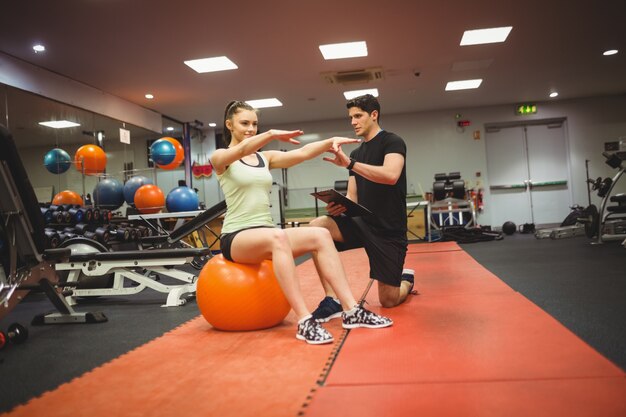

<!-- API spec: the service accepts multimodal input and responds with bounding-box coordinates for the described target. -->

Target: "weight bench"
[56,246,209,307]
[57,180,226,308]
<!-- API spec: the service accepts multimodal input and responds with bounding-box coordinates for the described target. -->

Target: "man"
[309,94,415,321]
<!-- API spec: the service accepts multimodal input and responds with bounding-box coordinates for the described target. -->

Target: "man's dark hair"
[346,94,381,122]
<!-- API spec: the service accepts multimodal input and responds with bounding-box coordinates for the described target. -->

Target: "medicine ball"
[502,221,516,235]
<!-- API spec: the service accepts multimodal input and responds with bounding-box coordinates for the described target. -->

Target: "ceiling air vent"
[321,67,384,85]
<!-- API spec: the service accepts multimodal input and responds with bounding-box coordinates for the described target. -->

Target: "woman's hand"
[269,129,303,144]
[329,137,360,153]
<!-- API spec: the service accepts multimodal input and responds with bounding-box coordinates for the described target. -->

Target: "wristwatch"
[346,158,356,170]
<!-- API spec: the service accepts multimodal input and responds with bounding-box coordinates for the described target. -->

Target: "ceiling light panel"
[343,88,379,100]
[246,98,283,109]
[184,56,238,73]
[39,120,80,129]
[445,79,483,91]
[319,41,368,60]
[460,26,512,46]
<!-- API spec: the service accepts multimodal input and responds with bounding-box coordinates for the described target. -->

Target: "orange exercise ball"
[52,190,84,206]
[134,184,165,214]
[74,144,107,175]
[157,137,184,170]
[197,254,291,331]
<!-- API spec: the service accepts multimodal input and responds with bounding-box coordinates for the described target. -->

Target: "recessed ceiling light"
[603,49,618,56]
[445,79,483,91]
[460,26,512,46]
[319,41,368,60]
[245,98,283,109]
[343,88,379,100]
[33,44,45,53]
[166,126,174,131]
[208,123,217,127]
[39,120,80,129]
[549,92,559,98]
[145,93,154,99]
[184,56,238,73]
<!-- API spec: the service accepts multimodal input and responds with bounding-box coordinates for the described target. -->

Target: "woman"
[210,101,393,344]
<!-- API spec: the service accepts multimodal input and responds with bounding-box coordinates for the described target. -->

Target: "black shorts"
[331,215,407,287]
[220,226,273,262]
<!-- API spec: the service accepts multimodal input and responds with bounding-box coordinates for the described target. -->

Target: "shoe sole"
[342,321,393,329]
[296,334,334,344]
[314,311,343,323]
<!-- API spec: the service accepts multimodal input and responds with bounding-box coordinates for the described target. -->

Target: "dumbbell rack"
[40,204,155,250]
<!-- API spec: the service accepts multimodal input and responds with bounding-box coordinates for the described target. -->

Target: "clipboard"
[310,189,373,217]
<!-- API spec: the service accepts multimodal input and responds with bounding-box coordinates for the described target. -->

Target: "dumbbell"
[0,323,29,351]
[44,228,60,248]
[99,210,112,223]
[48,205,72,223]
[74,223,92,235]
[108,226,130,241]
[91,208,101,223]
[67,207,86,224]
[135,225,152,237]
[83,227,111,244]
[41,207,64,224]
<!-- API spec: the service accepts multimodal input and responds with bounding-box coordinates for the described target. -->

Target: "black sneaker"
[402,268,418,294]
[311,296,343,322]
[296,316,334,345]
[342,306,393,329]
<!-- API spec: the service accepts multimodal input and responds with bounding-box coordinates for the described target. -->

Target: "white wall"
[264,94,626,227]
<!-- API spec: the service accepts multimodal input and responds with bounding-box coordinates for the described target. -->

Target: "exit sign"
[515,103,537,115]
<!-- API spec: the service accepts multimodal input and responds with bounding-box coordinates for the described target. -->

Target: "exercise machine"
[0,125,212,325]
[590,152,626,244]
[428,172,477,240]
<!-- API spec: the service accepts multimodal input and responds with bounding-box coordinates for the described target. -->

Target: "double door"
[485,119,572,227]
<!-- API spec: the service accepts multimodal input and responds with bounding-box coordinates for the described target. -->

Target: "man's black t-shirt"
[349,130,407,236]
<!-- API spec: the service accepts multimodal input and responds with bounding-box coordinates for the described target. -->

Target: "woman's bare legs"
[229,226,358,315]
[229,227,310,319]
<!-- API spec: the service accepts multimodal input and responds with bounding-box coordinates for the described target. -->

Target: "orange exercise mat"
[2,250,371,417]
[303,242,626,417]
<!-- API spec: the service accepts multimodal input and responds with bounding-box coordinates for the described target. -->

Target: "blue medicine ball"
[93,178,125,210]
[44,148,71,174]
[150,139,176,166]
[123,176,154,205]
[166,186,199,212]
